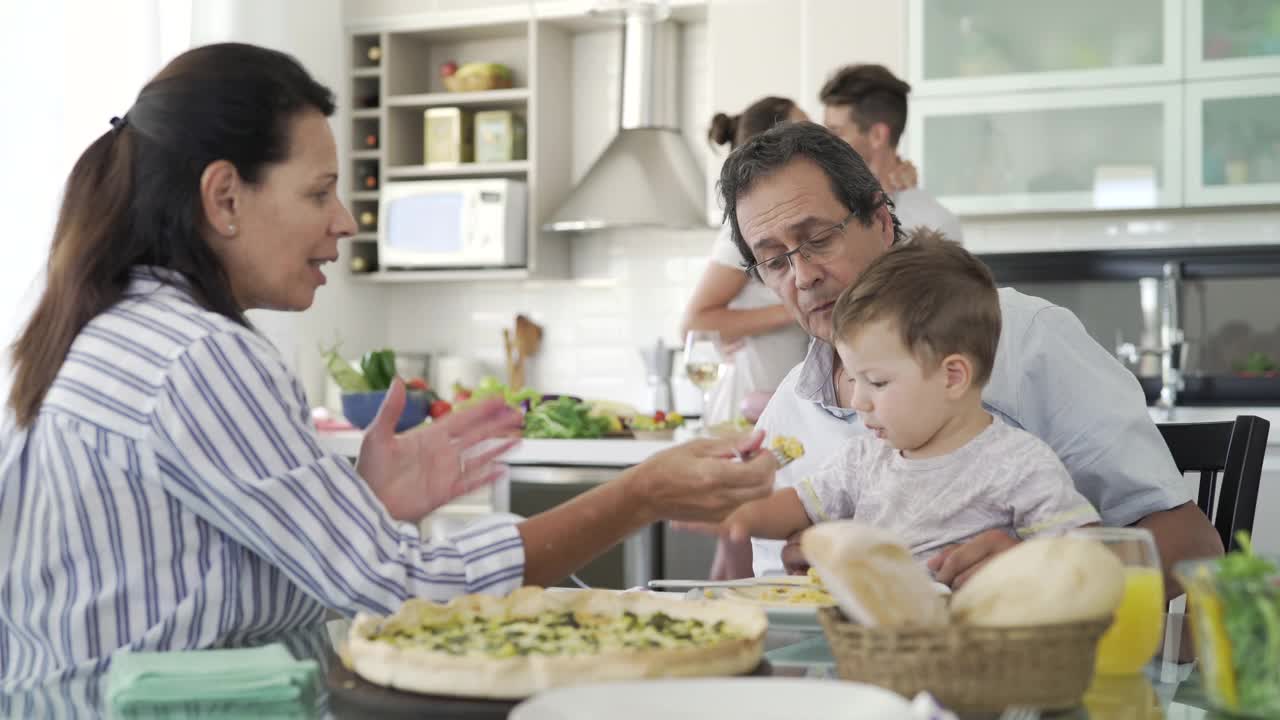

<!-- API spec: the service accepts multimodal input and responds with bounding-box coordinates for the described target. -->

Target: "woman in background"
[681,97,813,430]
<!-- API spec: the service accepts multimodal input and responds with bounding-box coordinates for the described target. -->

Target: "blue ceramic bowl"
[342,390,430,432]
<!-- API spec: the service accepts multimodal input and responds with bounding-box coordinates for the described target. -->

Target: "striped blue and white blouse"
[0,267,525,688]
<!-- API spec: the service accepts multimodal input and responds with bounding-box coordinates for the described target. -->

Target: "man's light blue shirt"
[752,287,1191,576]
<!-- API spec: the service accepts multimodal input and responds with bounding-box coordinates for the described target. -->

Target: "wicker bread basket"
[818,607,1113,713]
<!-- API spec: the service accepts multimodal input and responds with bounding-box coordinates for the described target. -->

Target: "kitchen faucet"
[1115,261,1185,419]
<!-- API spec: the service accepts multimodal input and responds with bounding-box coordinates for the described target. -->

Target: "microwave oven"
[377,178,527,269]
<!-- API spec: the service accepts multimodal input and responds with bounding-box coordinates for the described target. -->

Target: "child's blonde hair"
[832,228,1001,385]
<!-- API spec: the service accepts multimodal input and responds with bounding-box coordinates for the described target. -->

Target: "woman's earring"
[227,224,237,234]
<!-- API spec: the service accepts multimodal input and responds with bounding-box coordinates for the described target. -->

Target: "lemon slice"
[1188,579,1238,708]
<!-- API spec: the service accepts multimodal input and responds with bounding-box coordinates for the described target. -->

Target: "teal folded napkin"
[107,643,318,710]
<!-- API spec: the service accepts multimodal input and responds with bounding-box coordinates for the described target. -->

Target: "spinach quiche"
[346,587,767,698]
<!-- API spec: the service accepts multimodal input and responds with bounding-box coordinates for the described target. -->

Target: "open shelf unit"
[343,13,570,282]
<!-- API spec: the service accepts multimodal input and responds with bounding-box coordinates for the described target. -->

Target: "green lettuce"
[523,397,610,439]
[1216,533,1280,710]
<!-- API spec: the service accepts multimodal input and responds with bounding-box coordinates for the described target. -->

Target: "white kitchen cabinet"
[1185,0,1280,79]
[908,86,1183,215]
[704,0,908,222]
[707,0,804,113]
[705,0,804,224]
[798,0,907,120]
[1184,77,1280,207]
[908,0,1181,96]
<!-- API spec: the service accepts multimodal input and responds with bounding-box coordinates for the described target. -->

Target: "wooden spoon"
[502,328,517,387]
[512,315,543,389]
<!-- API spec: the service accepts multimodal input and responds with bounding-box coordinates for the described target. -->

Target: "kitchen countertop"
[1147,406,1280,444]
[318,406,1280,464]
[317,430,676,466]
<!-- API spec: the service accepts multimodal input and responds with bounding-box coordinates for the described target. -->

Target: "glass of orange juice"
[1069,527,1165,675]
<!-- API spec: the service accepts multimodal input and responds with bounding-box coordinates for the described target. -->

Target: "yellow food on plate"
[703,575,834,607]
[751,585,834,606]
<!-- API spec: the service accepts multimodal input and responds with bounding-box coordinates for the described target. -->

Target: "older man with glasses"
[709,122,1222,628]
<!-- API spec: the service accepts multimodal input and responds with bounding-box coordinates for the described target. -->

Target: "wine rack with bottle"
[348,32,384,274]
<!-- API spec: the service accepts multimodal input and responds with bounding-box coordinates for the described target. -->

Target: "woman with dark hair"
[0,42,777,687]
[682,97,812,433]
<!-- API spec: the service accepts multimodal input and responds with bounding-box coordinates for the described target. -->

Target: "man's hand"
[781,530,809,575]
[927,529,1020,589]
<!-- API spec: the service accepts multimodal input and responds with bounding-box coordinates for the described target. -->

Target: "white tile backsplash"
[384,227,718,412]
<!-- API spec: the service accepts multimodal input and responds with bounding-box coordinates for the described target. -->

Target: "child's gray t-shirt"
[795,417,1100,563]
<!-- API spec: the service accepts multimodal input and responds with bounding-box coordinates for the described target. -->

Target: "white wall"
[0,0,190,399]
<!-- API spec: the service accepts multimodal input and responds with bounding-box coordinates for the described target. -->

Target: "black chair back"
[1156,415,1269,552]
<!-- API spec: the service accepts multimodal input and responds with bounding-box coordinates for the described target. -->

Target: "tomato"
[430,400,453,418]
[653,410,666,424]
[406,377,429,391]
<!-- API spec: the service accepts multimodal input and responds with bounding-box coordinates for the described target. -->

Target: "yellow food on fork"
[769,435,805,465]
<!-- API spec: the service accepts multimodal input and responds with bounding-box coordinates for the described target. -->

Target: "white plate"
[686,581,951,632]
[509,678,913,720]
[683,587,826,632]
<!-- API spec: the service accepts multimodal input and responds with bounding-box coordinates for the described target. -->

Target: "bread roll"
[950,535,1125,627]
[801,521,949,627]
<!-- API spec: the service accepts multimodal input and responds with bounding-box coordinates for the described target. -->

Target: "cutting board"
[326,655,773,719]
[327,659,516,719]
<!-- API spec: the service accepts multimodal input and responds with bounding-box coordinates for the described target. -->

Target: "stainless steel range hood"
[544,5,706,232]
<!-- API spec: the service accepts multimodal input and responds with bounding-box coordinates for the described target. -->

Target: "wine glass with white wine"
[683,330,726,436]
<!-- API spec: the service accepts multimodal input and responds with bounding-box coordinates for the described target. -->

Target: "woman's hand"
[629,431,776,523]
[881,157,919,194]
[356,379,523,522]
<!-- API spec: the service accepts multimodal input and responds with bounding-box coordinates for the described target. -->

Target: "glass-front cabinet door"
[1186,0,1280,78]
[907,87,1182,214]
[1185,78,1280,206]
[908,0,1181,95]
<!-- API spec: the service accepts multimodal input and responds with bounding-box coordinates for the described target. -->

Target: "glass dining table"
[0,618,1233,719]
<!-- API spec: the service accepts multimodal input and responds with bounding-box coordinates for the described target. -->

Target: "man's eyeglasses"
[744,211,857,284]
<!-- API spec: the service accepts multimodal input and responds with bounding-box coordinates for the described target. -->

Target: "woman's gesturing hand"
[356,379,523,522]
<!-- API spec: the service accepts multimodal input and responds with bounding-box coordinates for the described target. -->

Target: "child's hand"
[928,528,1020,588]
[781,531,811,575]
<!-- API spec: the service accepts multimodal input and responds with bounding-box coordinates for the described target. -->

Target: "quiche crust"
[346,587,767,699]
